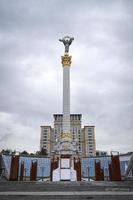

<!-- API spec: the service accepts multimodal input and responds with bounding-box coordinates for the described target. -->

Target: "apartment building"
[40,114,96,157]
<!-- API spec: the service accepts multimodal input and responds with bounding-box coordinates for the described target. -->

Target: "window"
[43,130,47,135]
[43,142,47,144]
[89,142,93,144]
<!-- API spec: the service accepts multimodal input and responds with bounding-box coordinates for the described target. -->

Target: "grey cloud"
[0,0,133,153]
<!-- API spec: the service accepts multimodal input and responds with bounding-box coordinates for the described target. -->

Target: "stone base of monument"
[52,158,77,181]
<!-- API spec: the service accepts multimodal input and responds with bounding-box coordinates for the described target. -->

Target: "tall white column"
[63,65,70,133]
[60,53,72,144]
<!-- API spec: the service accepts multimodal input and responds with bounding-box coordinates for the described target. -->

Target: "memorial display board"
[61,158,70,168]
[61,169,71,180]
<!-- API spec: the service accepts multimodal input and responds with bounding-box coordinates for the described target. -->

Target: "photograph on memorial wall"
[61,159,70,169]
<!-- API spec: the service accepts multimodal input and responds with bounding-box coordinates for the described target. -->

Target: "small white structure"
[53,158,77,181]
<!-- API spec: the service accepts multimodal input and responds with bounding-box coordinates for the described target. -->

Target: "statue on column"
[59,36,74,53]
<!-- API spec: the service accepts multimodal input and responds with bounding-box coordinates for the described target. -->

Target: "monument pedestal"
[52,156,77,181]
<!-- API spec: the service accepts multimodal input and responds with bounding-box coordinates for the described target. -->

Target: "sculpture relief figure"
[59,36,74,53]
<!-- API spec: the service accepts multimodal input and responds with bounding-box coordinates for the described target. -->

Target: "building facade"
[40,114,96,157]
[83,126,96,157]
[40,126,53,156]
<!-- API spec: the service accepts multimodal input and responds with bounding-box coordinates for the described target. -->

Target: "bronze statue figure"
[59,36,74,53]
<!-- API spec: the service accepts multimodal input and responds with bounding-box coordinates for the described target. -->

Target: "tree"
[36,148,47,156]
[96,150,108,156]
[20,151,29,155]
[30,153,35,156]
[41,148,47,156]
[0,149,11,154]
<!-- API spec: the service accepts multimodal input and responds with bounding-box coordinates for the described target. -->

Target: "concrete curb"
[0,191,133,196]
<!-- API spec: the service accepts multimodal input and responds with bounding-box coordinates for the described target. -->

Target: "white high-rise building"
[40,126,53,156]
[83,126,96,157]
[40,114,96,157]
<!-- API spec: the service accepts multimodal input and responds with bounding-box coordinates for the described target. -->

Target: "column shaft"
[63,65,70,133]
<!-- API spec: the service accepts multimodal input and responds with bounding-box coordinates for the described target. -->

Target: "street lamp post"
[40,166,45,181]
[24,168,28,181]
[105,168,108,181]
[87,166,90,182]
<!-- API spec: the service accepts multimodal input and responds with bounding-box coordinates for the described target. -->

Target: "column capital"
[61,53,72,66]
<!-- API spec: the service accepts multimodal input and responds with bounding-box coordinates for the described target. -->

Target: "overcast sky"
[0,0,133,153]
